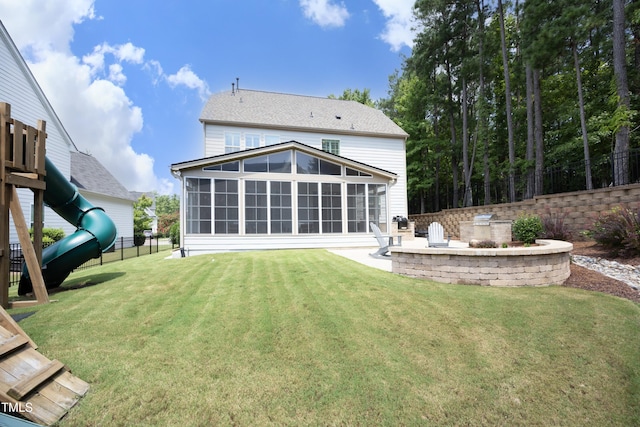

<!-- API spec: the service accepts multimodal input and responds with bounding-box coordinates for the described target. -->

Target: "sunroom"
[170,141,399,254]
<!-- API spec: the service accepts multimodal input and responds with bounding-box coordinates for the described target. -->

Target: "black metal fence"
[8,236,166,288]
[413,148,640,212]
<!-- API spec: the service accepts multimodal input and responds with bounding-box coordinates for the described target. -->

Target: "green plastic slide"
[18,157,117,295]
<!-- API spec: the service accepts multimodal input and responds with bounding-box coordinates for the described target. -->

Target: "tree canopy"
[378,0,639,213]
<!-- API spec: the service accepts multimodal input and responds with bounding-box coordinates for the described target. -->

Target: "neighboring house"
[171,89,409,253]
[0,20,134,243]
[130,191,158,235]
[71,152,135,242]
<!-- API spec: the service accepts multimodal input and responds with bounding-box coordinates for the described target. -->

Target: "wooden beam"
[33,189,44,266]
[0,307,37,348]
[0,103,10,308]
[5,173,46,190]
[0,334,28,357]
[11,120,24,171]
[9,187,49,304]
[35,120,46,176]
[8,359,65,400]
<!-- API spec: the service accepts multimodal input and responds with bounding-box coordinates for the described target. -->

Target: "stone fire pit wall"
[391,240,573,287]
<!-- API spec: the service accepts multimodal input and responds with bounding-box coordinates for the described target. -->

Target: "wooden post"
[9,187,49,304]
[0,103,11,308]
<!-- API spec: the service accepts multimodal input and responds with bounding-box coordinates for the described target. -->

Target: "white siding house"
[0,20,133,243]
[171,89,409,253]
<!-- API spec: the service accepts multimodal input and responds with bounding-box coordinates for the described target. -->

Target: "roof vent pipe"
[236,77,240,92]
[231,83,235,95]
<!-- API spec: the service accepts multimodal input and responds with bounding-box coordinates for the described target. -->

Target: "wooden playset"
[0,103,89,425]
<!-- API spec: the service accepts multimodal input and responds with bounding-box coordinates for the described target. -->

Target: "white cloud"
[166,65,211,102]
[82,42,146,84]
[372,0,419,51]
[0,1,209,194]
[0,0,97,53]
[300,0,349,28]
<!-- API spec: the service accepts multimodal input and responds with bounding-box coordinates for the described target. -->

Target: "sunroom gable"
[171,140,397,181]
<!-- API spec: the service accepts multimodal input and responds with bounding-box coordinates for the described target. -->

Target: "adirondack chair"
[369,222,402,258]
[427,222,450,247]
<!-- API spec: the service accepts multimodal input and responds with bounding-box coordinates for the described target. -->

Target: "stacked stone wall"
[391,240,572,286]
[410,183,640,240]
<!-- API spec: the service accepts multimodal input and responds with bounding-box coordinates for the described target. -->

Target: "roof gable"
[171,140,397,179]
[71,152,133,201]
[200,89,408,139]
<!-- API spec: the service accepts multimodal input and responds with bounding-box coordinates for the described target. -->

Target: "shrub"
[29,227,65,242]
[134,234,147,247]
[512,214,543,244]
[169,222,180,245]
[541,212,572,240]
[591,207,640,257]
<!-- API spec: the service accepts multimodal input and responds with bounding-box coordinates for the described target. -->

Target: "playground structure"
[0,102,117,424]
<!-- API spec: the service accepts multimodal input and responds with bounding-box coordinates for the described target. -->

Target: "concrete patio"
[328,237,469,272]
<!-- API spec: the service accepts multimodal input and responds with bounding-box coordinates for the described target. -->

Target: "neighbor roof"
[200,89,409,139]
[70,151,133,201]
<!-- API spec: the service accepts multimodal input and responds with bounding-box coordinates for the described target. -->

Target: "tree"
[328,88,375,107]
[133,194,153,235]
[497,0,516,203]
[154,194,180,237]
[155,194,180,216]
[612,0,630,186]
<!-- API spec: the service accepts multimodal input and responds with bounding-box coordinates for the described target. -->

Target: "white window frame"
[322,139,340,155]
[245,133,261,149]
[225,132,241,153]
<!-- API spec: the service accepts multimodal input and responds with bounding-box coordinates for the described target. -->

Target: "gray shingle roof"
[70,151,134,201]
[200,89,408,138]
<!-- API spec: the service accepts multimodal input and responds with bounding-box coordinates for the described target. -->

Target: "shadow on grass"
[50,272,127,294]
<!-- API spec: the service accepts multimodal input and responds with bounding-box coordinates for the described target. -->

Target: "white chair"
[427,222,450,247]
[369,222,402,258]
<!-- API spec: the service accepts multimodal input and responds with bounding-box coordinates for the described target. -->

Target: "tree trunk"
[612,0,629,186]
[573,41,593,190]
[462,77,472,207]
[446,59,459,208]
[525,64,535,199]
[534,68,544,196]
[498,0,516,203]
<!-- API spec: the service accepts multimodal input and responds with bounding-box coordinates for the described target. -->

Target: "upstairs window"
[245,134,261,149]
[322,139,340,155]
[265,135,280,146]
[225,133,241,153]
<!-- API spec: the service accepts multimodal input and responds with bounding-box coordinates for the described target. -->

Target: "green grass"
[9,249,640,426]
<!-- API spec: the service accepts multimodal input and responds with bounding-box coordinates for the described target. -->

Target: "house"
[0,20,134,243]
[171,88,409,253]
[71,152,135,243]
[129,191,158,235]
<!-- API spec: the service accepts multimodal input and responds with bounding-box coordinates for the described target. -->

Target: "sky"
[0,0,416,195]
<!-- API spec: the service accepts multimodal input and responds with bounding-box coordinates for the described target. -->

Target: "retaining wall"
[391,240,573,287]
[409,183,640,240]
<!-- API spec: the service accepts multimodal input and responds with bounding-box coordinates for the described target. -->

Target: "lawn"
[8,249,640,426]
